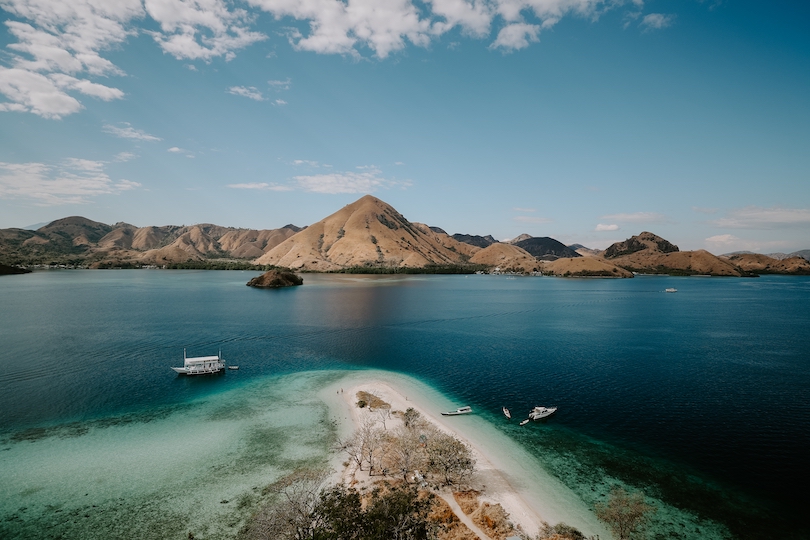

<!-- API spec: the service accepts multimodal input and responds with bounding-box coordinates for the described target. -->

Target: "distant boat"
[442,406,472,416]
[665,288,677,293]
[519,419,530,426]
[528,406,557,420]
[227,365,239,370]
[503,406,511,419]
[171,349,224,375]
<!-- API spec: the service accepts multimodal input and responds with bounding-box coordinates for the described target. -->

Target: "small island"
[246,269,303,288]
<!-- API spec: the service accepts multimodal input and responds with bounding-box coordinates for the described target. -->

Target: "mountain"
[604,232,747,276]
[568,243,602,257]
[253,195,479,271]
[450,233,498,248]
[468,243,540,272]
[722,254,810,275]
[513,237,580,260]
[542,257,632,278]
[505,233,532,244]
[788,249,810,262]
[0,218,300,266]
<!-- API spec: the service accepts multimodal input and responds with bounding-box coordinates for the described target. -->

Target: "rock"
[246,269,303,288]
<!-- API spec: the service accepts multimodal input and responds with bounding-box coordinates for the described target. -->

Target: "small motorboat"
[665,288,677,293]
[502,406,511,419]
[528,406,557,420]
[442,406,472,416]
[519,419,530,426]
[227,365,239,370]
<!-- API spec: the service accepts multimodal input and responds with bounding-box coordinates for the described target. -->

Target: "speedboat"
[528,406,557,420]
[442,406,472,416]
[665,288,677,293]
[502,406,511,419]
[519,419,530,426]
[227,365,239,370]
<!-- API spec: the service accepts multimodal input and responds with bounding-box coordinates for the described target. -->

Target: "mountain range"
[2,195,808,276]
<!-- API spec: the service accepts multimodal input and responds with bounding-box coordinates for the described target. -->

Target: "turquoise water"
[1,271,808,539]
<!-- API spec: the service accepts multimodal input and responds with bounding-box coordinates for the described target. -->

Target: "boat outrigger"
[171,349,225,375]
[442,406,472,416]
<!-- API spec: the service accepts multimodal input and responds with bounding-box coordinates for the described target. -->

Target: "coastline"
[316,370,609,538]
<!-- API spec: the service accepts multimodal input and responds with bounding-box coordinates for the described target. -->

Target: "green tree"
[594,487,656,540]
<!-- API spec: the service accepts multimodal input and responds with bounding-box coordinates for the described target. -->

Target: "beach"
[317,370,610,539]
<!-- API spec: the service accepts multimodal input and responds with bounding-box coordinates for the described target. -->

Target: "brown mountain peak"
[604,231,679,259]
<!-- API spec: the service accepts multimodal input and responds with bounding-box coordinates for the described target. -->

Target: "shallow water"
[1,271,808,539]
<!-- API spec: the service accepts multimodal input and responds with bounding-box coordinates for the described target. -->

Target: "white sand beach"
[317,370,609,539]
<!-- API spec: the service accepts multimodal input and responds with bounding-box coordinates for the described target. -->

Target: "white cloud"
[595,223,619,231]
[274,99,287,105]
[712,206,810,229]
[227,182,292,191]
[640,13,674,31]
[705,234,739,245]
[394,161,404,165]
[143,0,267,61]
[293,159,320,167]
[228,85,265,100]
[293,167,406,194]
[601,211,665,223]
[103,123,162,141]
[167,146,183,152]
[491,23,540,51]
[513,215,552,224]
[114,152,137,162]
[268,77,291,90]
[0,158,141,205]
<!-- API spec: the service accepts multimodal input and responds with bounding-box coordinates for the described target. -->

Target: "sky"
[1,0,808,253]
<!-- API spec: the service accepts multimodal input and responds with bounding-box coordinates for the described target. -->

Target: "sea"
[0,270,808,540]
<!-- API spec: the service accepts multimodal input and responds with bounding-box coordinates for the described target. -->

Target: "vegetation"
[241,472,438,540]
[594,487,656,540]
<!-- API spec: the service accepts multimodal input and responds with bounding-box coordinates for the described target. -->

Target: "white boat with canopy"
[171,350,225,375]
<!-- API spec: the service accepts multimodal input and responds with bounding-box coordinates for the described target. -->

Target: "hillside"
[722,254,810,275]
[468,243,540,272]
[542,257,633,278]
[0,218,300,267]
[253,195,479,271]
[603,232,748,276]
[450,233,497,248]
[513,237,580,260]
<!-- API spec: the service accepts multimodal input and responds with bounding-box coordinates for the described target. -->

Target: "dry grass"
[356,391,391,409]
[471,502,514,540]
[430,496,479,540]
[452,490,481,515]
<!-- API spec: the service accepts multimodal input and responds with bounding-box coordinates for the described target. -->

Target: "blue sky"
[1,0,808,253]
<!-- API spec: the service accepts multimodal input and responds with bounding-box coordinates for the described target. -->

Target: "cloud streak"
[712,206,810,229]
[601,211,665,223]
[0,158,141,205]
[103,123,162,141]
[227,165,409,194]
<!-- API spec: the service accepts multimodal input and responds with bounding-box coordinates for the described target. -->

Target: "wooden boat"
[503,406,511,419]
[442,406,472,416]
[171,349,224,375]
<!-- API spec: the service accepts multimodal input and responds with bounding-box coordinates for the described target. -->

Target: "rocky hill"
[722,254,810,275]
[542,257,632,278]
[603,232,749,276]
[468,243,540,272]
[513,237,580,260]
[0,217,300,267]
[253,195,479,271]
[450,233,498,248]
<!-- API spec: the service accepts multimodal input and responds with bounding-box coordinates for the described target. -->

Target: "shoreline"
[316,370,609,538]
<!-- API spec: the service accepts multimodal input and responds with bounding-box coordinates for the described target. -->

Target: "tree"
[425,432,475,486]
[594,487,656,540]
[386,425,426,482]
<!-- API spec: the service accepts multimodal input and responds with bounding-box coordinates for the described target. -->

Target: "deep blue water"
[1,271,808,539]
